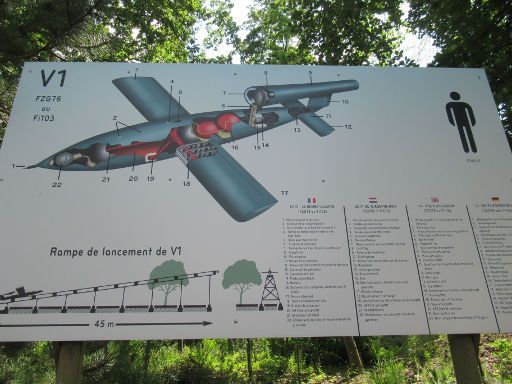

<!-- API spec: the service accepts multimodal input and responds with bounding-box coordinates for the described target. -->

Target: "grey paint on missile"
[188,137,277,222]
[112,77,190,122]
[244,80,359,108]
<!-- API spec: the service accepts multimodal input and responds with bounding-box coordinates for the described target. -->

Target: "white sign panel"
[0,63,511,341]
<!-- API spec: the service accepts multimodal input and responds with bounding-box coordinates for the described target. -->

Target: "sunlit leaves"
[408,0,512,145]
[241,0,405,66]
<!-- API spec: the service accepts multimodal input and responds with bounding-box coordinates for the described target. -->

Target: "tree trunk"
[112,341,131,381]
[295,341,301,383]
[246,338,253,383]
[342,336,363,370]
[239,289,243,305]
[51,342,61,370]
[143,340,152,383]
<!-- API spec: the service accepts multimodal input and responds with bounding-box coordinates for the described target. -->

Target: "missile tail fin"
[298,113,334,137]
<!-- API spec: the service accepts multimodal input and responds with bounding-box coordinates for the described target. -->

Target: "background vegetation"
[0,0,511,147]
[0,0,511,383]
[0,335,511,383]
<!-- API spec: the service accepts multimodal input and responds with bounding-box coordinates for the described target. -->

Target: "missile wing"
[176,136,277,222]
[112,77,190,122]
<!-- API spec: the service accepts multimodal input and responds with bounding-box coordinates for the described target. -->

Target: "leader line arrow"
[115,321,212,327]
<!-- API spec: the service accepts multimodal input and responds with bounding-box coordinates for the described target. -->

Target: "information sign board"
[0,63,510,341]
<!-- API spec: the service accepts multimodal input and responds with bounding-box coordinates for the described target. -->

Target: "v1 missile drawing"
[29,76,359,222]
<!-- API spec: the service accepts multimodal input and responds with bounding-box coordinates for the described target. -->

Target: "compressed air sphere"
[216,113,241,132]
[194,120,219,139]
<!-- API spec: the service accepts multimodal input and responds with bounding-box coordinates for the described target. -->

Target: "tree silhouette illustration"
[148,260,188,306]
[222,259,262,305]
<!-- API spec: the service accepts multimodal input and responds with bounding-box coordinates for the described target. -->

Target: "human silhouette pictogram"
[446,91,477,153]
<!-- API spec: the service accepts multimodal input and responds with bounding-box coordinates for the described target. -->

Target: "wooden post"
[342,336,364,370]
[56,341,85,384]
[448,334,483,384]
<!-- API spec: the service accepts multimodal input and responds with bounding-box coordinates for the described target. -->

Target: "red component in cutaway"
[194,120,219,139]
[216,113,240,132]
[107,128,177,161]
[107,141,162,157]
[150,130,176,160]
[170,128,184,147]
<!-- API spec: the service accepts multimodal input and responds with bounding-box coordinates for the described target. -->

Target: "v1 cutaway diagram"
[29,77,359,221]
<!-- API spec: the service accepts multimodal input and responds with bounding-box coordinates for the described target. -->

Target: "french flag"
[308,197,317,203]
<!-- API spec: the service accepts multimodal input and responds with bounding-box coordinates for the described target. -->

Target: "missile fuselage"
[33,107,298,171]
[32,78,359,172]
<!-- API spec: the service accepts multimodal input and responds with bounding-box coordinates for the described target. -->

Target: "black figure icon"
[446,91,477,153]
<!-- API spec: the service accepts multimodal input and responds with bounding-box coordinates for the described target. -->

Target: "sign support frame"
[56,341,85,384]
[448,334,483,384]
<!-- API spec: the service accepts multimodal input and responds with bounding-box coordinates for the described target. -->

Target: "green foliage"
[3,335,512,383]
[124,338,290,383]
[81,342,116,384]
[360,335,457,384]
[240,0,406,66]
[408,0,512,146]
[291,0,405,66]
[405,336,454,384]
[0,0,203,65]
[0,342,55,384]
[0,0,208,145]
[364,336,408,362]
[199,0,239,58]
[161,354,222,384]
[250,339,289,382]
[241,0,317,64]
[488,338,512,383]
[422,367,455,384]
[368,359,407,384]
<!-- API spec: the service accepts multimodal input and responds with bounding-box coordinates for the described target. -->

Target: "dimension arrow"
[0,323,89,327]
[115,321,212,327]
